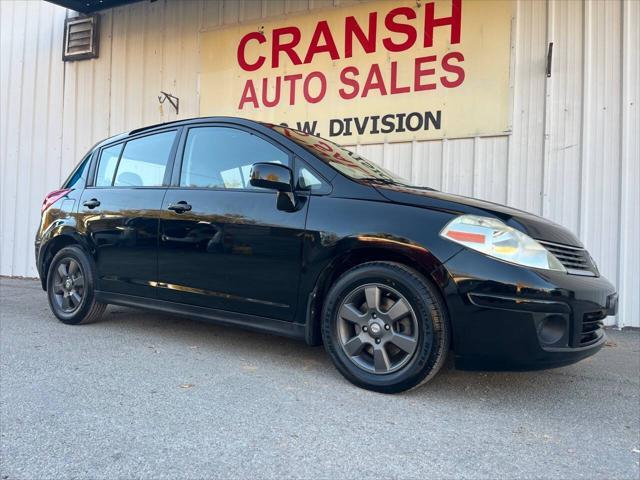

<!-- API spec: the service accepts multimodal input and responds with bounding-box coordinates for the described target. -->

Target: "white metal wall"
[0,0,638,327]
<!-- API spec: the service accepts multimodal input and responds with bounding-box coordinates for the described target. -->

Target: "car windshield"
[266,124,409,185]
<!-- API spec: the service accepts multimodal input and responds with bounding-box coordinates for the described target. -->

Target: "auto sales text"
[236,0,465,110]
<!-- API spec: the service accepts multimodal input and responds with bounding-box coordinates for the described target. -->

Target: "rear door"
[79,129,180,297]
[157,124,307,321]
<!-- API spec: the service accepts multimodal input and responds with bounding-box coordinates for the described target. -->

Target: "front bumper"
[442,249,617,371]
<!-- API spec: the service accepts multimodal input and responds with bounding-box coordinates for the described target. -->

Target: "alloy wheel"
[336,283,419,374]
[51,258,85,313]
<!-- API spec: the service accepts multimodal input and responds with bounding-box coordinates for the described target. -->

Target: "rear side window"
[115,131,176,186]
[180,127,289,190]
[95,131,177,187]
[95,144,122,187]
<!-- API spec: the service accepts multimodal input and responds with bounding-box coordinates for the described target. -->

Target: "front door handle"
[83,198,100,209]
[167,201,192,213]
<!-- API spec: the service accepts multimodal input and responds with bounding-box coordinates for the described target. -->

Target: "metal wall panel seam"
[471,136,479,198]
[578,0,592,243]
[506,0,546,215]
[0,1,15,274]
[22,2,44,276]
[411,140,419,186]
[617,0,627,328]
[7,4,28,276]
[541,0,553,221]
[616,0,640,328]
[507,2,517,135]
[440,138,448,190]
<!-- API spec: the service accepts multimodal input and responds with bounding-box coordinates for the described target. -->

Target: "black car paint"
[158,188,307,321]
[35,117,617,370]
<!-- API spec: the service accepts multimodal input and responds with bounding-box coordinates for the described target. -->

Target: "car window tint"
[114,131,176,187]
[180,127,289,189]
[64,152,92,189]
[95,144,123,187]
[298,167,325,191]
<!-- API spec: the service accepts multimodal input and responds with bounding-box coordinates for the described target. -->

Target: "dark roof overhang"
[45,0,147,14]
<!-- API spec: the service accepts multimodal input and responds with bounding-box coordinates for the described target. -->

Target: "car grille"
[580,311,606,346]
[538,241,598,275]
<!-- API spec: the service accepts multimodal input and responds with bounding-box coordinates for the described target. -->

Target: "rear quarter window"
[63,153,92,189]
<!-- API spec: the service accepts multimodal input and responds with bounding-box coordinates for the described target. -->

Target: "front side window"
[94,131,176,187]
[298,166,325,191]
[180,127,289,190]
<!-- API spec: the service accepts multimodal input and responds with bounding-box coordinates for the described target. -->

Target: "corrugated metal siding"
[579,0,622,313]
[508,0,547,215]
[1,1,67,278]
[618,0,640,328]
[0,0,637,326]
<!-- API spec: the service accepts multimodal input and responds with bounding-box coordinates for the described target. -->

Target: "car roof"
[129,116,268,136]
[92,117,268,150]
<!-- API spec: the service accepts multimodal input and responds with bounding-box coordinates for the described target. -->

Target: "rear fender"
[38,223,92,290]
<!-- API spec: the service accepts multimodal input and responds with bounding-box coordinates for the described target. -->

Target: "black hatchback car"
[36,117,618,393]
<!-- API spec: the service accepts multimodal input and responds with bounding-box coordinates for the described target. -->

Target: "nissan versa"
[35,117,618,393]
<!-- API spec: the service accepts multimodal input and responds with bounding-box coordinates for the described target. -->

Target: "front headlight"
[440,214,566,272]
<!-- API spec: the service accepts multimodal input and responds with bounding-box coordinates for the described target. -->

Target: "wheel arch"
[304,243,453,347]
[39,232,92,290]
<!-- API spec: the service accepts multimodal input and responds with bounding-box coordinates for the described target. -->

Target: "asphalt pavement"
[1,277,638,479]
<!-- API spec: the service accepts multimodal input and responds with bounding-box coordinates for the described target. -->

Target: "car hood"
[375,184,583,247]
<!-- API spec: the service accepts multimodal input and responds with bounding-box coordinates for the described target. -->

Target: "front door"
[157,125,307,321]
[79,129,179,297]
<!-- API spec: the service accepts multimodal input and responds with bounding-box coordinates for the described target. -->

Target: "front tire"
[321,262,450,393]
[46,246,106,325]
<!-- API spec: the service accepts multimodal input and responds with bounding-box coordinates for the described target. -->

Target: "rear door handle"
[83,198,100,209]
[167,201,192,213]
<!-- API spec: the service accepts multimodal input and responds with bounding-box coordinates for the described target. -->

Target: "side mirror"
[250,162,293,192]
[250,162,298,212]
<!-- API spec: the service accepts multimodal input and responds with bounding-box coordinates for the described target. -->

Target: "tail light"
[41,188,71,213]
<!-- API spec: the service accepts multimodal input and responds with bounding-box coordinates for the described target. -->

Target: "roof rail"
[128,119,183,136]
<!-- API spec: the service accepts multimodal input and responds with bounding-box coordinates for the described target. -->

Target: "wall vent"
[62,15,99,61]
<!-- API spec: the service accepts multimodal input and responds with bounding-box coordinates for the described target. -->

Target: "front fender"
[297,196,463,343]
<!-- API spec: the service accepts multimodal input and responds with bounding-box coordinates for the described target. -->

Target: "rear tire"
[321,261,450,393]
[46,246,106,325]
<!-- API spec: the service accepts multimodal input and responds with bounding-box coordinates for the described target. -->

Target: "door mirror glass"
[249,163,293,192]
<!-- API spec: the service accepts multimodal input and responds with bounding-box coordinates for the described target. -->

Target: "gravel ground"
[1,277,638,480]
